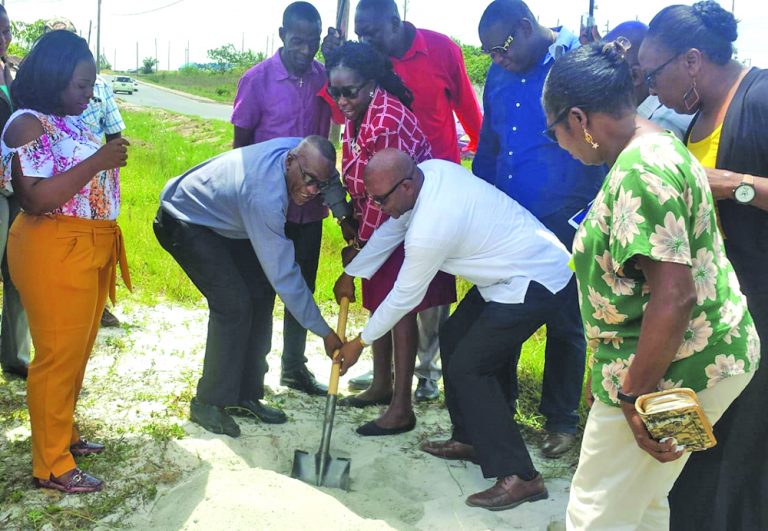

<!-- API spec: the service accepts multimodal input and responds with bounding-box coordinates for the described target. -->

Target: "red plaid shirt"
[342,87,432,242]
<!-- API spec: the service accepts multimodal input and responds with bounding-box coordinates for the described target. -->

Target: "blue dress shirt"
[472,28,605,226]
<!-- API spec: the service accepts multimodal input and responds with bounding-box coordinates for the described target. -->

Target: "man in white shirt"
[334,148,573,511]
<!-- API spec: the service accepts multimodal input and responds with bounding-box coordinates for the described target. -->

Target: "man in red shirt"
[322,0,483,401]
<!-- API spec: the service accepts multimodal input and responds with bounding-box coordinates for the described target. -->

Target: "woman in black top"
[639,2,768,529]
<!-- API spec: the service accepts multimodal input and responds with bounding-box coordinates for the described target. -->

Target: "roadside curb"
[132,78,227,105]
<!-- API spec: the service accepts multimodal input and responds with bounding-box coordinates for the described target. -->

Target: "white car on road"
[112,76,134,95]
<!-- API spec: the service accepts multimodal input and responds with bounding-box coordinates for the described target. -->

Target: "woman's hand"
[321,27,344,61]
[339,216,358,244]
[93,137,130,171]
[585,373,594,408]
[323,331,343,359]
[620,401,685,463]
[333,272,356,304]
[705,168,741,200]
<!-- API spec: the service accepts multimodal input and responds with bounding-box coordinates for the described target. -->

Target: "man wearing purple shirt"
[232,1,331,395]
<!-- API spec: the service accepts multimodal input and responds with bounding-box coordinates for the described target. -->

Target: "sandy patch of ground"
[0,302,575,529]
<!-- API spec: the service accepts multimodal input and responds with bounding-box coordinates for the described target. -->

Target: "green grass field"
[138,70,242,103]
[117,106,588,431]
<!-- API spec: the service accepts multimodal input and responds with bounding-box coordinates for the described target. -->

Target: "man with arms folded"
[154,136,342,438]
[334,148,573,510]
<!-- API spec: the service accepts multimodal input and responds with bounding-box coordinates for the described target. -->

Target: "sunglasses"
[482,34,514,59]
[369,174,413,207]
[327,82,369,100]
[644,53,681,89]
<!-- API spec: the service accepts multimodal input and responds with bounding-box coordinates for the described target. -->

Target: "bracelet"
[357,333,368,348]
[617,390,638,404]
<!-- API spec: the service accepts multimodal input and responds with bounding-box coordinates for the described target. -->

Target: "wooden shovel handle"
[328,297,349,396]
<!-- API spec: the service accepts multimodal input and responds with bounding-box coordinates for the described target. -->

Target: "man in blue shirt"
[154,136,343,438]
[473,0,605,458]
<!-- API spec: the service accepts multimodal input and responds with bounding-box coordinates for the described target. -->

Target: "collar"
[542,26,579,66]
[398,22,427,61]
[270,49,321,82]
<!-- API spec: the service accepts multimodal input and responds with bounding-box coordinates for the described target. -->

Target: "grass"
[137,70,243,103]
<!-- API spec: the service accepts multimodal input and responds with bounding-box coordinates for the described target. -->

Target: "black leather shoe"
[100,308,120,328]
[348,370,374,391]
[227,399,287,424]
[2,364,28,380]
[280,366,328,396]
[414,378,439,402]
[190,397,240,438]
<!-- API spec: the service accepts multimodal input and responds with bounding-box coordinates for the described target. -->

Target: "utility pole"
[96,0,102,72]
[402,0,408,20]
[330,0,351,146]
[87,20,92,45]
[241,32,245,53]
[168,41,171,71]
[155,38,158,72]
[113,48,116,72]
[135,41,138,74]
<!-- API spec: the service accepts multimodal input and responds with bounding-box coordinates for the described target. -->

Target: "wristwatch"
[733,174,756,205]
[617,391,638,404]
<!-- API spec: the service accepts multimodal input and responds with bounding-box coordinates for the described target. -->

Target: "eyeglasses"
[482,34,514,59]
[543,109,570,143]
[369,175,412,207]
[644,53,681,89]
[327,82,369,100]
[295,159,325,190]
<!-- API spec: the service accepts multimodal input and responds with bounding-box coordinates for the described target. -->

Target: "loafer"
[190,397,240,437]
[70,439,105,457]
[414,378,439,402]
[34,468,103,494]
[2,364,28,379]
[280,366,328,396]
[348,369,374,391]
[356,415,416,436]
[100,308,120,328]
[420,439,477,462]
[541,432,578,458]
[337,393,392,408]
[466,473,548,511]
[227,399,287,424]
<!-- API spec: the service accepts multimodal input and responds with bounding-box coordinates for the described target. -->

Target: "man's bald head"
[356,0,400,18]
[364,148,420,218]
[605,21,648,65]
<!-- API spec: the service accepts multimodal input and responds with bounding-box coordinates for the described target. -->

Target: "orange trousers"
[8,213,131,480]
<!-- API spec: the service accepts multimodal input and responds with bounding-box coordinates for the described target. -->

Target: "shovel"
[290,296,352,490]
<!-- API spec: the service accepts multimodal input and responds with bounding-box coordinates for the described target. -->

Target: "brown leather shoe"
[34,468,104,494]
[541,432,577,458]
[466,474,548,511]
[420,439,477,462]
[70,439,105,457]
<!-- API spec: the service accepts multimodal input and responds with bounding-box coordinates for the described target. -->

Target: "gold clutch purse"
[635,388,717,452]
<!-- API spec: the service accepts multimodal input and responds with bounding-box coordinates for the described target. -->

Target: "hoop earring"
[583,128,599,150]
[683,77,701,111]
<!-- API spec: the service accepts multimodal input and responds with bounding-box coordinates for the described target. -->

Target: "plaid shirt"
[342,87,431,242]
[81,76,125,139]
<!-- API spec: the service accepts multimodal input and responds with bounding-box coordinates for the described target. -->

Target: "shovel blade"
[290,449,351,491]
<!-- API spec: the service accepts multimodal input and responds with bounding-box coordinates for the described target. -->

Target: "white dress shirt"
[638,95,694,141]
[346,159,573,344]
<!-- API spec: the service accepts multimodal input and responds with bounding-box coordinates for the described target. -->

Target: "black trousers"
[153,208,274,406]
[670,285,768,531]
[440,283,569,479]
[281,220,322,373]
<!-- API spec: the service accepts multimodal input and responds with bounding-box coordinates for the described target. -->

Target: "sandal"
[34,468,103,494]
[70,439,105,456]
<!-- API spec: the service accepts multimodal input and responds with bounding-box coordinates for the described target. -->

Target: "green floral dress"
[573,132,760,407]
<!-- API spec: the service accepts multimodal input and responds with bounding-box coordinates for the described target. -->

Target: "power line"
[112,0,184,17]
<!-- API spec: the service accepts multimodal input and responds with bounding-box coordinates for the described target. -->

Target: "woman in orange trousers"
[2,30,129,493]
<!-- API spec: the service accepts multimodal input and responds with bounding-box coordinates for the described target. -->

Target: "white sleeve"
[345,211,411,279]
[360,241,449,343]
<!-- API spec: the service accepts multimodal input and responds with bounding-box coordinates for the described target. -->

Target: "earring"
[583,128,600,150]
[369,90,374,98]
[683,77,701,111]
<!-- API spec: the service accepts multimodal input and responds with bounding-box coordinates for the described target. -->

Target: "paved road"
[104,75,233,122]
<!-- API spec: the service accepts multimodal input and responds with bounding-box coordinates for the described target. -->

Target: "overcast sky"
[7,0,766,70]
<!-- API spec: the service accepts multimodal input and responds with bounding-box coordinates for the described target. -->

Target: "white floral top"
[573,132,760,406]
[1,109,120,219]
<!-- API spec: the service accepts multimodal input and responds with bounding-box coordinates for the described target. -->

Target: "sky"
[6,0,767,70]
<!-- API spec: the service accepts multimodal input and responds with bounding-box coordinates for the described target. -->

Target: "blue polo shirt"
[473,28,605,232]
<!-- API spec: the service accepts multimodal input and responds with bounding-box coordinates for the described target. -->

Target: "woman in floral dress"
[2,30,130,493]
[541,39,759,528]
[327,41,455,435]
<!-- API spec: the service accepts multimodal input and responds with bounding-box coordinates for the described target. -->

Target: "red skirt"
[361,242,457,313]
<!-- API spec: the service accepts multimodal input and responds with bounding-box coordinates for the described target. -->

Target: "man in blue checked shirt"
[81,75,126,327]
[473,0,606,458]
